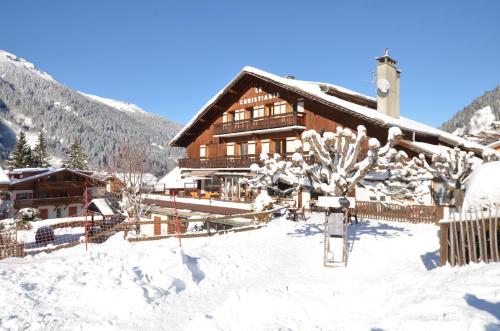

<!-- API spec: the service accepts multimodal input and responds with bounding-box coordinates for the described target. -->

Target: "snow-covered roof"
[110,172,158,186]
[7,167,53,174]
[87,198,115,217]
[0,167,10,184]
[157,167,195,189]
[5,168,103,187]
[169,66,497,158]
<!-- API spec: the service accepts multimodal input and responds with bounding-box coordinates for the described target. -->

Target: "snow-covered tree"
[6,132,33,169]
[62,138,88,170]
[32,132,51,168]
[248,125,405,198]
[107,140,158,233]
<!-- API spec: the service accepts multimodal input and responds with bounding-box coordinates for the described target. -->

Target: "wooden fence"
[355,201,437,224]
[439,210,499,267]
[0,205,287,259]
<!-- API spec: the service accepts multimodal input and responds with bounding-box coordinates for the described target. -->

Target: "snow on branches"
[248,124,498,207]
[248,125,405,197]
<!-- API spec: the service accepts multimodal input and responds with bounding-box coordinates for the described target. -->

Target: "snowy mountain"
[0,50,183,173]
[440,86,500,138]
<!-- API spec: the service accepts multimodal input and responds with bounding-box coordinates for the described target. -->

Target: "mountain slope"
[440,86,500,135]
[0,50,183,174]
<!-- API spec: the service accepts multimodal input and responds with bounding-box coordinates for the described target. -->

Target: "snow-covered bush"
[462,161,500,211]
[251,190,274,212]
[15,208,40,229]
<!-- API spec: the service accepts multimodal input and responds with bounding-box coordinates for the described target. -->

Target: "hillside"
[0,50,183,174]
[440,86,500,135]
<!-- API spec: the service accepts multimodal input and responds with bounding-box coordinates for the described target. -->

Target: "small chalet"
[0,168,105,219]
[169,52,498,205]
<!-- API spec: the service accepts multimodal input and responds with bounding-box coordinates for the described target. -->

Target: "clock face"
[377,78,390,94]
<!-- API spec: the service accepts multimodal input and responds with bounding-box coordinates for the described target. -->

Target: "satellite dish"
[377,78,390,94]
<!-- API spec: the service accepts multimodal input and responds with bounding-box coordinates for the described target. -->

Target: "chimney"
[376,48,400,118]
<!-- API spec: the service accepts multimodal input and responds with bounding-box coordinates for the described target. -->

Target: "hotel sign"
[239,87,280,106]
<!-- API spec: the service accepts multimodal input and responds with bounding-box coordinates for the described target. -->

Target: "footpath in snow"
[0,217,499,330]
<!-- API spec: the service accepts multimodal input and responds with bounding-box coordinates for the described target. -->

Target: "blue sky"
[2,0,499,128]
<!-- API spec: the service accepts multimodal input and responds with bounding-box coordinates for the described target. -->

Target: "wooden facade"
[175,74,419,168]
[169,67,490,203]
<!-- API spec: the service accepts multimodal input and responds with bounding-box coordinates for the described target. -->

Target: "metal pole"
[84,179,88,251]
[173,192,182,248]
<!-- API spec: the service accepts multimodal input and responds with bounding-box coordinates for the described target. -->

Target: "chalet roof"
[169,66,498,158]
[4,168,104,188]
[87,198,115,217]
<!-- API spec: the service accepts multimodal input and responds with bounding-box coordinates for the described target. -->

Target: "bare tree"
[107,140,158,233]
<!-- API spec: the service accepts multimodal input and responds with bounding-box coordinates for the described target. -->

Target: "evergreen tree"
[6,132,32,169]
[32,132,51,168]
[62,138,88,170]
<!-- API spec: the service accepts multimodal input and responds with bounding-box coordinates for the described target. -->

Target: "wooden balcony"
[35,181,84,190]
[179,156,258,169]
[178,153,314,169]
[214,112,305,135]
[14,196,85,209]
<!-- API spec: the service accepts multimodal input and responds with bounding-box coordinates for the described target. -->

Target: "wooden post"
[450,215,456,267]
[439,222,449,266]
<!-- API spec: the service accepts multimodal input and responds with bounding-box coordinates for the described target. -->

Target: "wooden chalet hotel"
[169,51,494,203]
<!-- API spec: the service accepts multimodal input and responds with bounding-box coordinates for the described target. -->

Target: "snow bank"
[1,217,498,330]
[463,161,500,211]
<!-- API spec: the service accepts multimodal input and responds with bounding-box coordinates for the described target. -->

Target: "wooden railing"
[355,201,436,224]
[14,196,85,209]
[214,112,305,135]
[439,210,499,267]
[178,153,313,169]
[179,155,258,168]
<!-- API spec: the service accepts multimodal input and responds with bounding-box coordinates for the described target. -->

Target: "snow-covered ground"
[1,217,499,330]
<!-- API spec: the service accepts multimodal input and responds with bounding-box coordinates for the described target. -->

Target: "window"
[292,98,304,112]
[286,138,300,153]
[222,112,228,123]
[234,109,245,121]
[248,141,256,155]
[274,139,286,155]
[38,192,48,199]
[261,140,270,154]
[226,143,235,156]
[252,105,265,118]
[17,193,30,200]
[239,143,248,156]
[56,208,62,218]
[200,145,207,158]
[273,101,286,115]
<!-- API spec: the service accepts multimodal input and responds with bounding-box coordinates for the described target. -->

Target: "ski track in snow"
[0,218,499,330]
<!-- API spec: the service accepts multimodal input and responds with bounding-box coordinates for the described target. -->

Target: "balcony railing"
[178,153,314,169]
[214,112,305,135]
[179,156,258,169]
[14,196,85,209]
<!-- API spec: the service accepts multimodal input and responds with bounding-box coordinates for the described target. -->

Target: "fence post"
[439,222,449,266]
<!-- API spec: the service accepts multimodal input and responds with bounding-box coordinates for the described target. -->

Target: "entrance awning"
[181,170,217,178]
[214,172,253,177]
